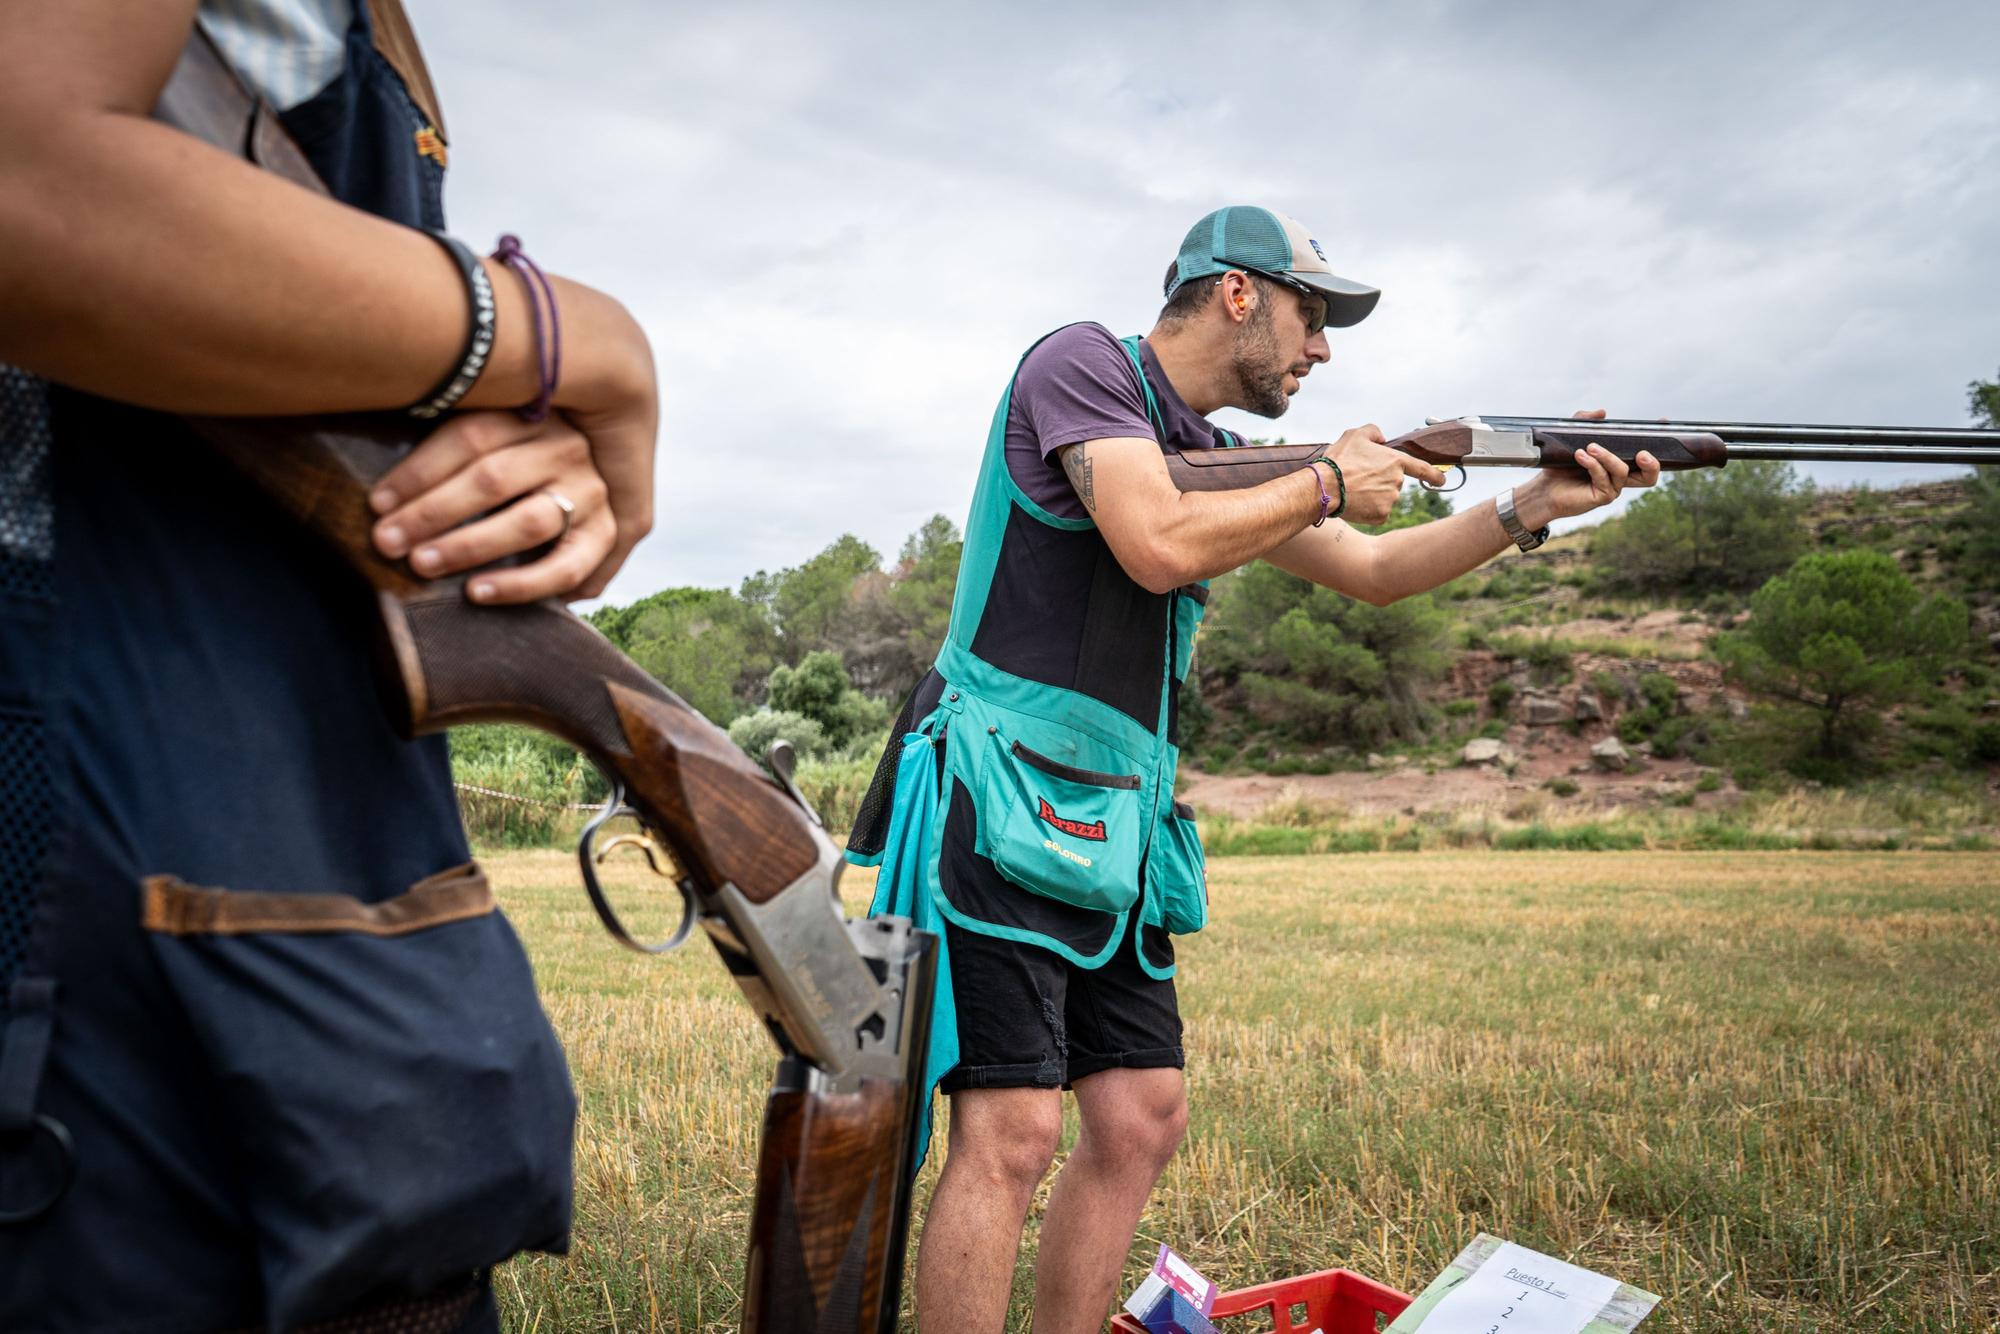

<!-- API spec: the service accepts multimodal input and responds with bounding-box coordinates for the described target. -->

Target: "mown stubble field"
[487,849,1999,1332]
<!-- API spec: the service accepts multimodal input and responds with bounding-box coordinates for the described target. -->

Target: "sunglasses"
[1240,268,1331,334]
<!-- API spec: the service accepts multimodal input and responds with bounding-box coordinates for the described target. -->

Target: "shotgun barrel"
[1477,416,2000,465]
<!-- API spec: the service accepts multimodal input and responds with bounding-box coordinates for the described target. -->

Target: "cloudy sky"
[420,1,2000,602]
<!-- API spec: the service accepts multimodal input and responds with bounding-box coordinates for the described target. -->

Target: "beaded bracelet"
[408,232,496,419]
[1305,455,1346,525]
[491,234,562,423]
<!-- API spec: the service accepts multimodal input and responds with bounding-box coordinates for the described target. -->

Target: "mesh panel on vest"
[846,669,945,862]
[0,365,54,1021]
[0,709,51,1019]
[847,686,920,862]
[0,366,55,598]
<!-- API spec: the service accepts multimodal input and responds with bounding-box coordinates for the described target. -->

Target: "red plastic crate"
[1109,1267,1411,1334]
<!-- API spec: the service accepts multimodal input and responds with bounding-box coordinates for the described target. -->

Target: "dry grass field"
[486,848,2000,1332]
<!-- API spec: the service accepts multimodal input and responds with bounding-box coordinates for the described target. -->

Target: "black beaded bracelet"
[408,231,496,419]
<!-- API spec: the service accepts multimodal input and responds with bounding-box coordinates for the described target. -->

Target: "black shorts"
[939,919,1185,1092]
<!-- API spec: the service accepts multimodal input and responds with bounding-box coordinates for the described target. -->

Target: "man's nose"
[1305,329,1331,364]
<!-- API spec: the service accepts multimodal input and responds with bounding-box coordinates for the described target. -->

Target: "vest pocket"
[137,862,575,1328]
[1147,801,1209,935]
[976,731,1145,914]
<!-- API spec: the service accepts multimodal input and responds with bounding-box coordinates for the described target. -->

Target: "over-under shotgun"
[153,31,929,1333]
[1165,415,2000,492]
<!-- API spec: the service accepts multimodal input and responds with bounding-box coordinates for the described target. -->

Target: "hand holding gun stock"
[154,32,930,1334]
[1165,415,2000,493]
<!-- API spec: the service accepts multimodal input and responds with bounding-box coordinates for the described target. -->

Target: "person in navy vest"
[0,3,656,1328]
[864,206,1660,1332]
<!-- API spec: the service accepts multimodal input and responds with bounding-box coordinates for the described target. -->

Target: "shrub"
[727,709,829,764]
[450,723,601,848]
[1494,823,1646,851]
[1976,723,2000,765]
[1590,459,1812,594]
[766,651,890,752]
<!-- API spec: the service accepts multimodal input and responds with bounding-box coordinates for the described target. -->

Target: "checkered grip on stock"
[0,366,55,1019]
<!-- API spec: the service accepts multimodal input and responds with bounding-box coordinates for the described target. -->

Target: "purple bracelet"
[1304,460,1333,526]
[491,234,563,422]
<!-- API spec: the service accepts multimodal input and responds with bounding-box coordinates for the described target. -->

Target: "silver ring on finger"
[540,489,575,543]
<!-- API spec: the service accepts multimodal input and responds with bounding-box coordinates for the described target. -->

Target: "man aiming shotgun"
[846,205,1664,1332]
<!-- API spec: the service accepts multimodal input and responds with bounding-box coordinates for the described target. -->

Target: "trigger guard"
[577,782,698,955]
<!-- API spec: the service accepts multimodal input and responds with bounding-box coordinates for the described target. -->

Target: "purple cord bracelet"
[491,234,562,422]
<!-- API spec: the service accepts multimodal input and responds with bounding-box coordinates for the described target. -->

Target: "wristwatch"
[1495,488,1551,552]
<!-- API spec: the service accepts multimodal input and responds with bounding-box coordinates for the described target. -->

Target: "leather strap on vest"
[366,0,449,142]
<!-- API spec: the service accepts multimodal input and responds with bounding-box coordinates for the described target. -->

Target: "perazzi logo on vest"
[1037,797,1107,842]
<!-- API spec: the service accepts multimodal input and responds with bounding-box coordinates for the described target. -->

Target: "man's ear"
[1218,270,1256,325]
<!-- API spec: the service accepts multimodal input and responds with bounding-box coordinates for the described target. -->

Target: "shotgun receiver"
[155,31,930,1333]
[1165,416,2000,493]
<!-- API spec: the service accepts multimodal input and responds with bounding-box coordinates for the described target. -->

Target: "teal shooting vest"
[854,329,1216,1164]
[856,329,1213,971]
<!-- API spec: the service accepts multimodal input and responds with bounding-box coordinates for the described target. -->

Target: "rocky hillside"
[1181,475,1999,825]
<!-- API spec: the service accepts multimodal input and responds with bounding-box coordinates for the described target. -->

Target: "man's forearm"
[1070,440,1328,592]
[1364,496,1523,600]
[1271,483,1556,605]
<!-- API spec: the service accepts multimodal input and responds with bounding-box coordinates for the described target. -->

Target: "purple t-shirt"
[1005,323,1233,520]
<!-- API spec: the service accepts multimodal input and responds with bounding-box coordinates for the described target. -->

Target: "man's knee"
[946,1088,1064,1197]
[1125,1090,1189,1171]
[1078,1072,1187,1173]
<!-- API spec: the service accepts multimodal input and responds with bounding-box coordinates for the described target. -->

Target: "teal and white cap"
[1165,205,1380,327]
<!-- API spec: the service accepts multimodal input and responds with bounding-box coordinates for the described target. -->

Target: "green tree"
[886,514,962,673]
[765,650,888,752]
[1199,488,1455,752]
[841,515,962,696]
[623,588,772,724]
[1961,368,2000,585]
[755,534,881,662]
[1970,366,2000,429]
[1590,459,1811,594]
[1202,561,1449,749]
[1719,549,1967,761]
[1366,485,1452,531]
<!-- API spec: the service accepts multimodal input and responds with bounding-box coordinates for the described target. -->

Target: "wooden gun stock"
[744,923,935,1333]
[1161,440,1326,492]
[156,27,931,1332]
[186,414,822,903]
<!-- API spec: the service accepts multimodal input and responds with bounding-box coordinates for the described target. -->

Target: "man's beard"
[1230,300,1292,418]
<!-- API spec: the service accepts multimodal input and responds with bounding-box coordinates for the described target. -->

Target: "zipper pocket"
[1009,739,1141,790]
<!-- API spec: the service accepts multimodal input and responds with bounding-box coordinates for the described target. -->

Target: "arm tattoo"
[1060,443,1097,512]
